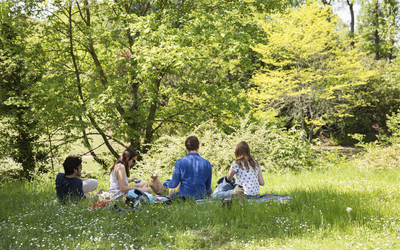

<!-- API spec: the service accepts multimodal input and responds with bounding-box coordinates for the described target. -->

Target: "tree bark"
[347,0,355,47]
[308,123,314,143]
[373,1,380,60]
[67,5,120,159]
[80,116,109,170]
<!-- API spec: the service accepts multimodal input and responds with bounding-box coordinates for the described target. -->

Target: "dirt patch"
[312,145,364,150]
[312,145,364,159]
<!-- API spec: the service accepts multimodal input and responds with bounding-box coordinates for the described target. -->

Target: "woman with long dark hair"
[226,141,264,196]
[108,148,152,200]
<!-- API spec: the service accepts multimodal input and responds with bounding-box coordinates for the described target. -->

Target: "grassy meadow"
[1,147,400,249]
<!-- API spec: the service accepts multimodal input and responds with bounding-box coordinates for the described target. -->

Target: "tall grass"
[1,159,400,249]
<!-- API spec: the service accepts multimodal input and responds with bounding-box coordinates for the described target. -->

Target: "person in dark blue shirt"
[164,136,212,200]
[55,156,102,203]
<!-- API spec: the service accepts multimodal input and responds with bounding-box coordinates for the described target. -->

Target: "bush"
[353,143,400,170]
[316,149,349,169]
[387,109,400,143]
[135,117,317,179]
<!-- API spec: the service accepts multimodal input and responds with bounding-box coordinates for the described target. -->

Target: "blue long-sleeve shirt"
[166,152,212,199]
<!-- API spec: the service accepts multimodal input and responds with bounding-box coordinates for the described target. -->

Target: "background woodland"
[1,0,400,179]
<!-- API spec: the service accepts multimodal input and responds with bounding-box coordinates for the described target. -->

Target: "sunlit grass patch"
[1,155,400,249]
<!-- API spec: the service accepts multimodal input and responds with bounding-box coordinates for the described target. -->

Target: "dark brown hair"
[235,141,258,171]
[63,156,82,175]
[185,136,199,151]
[109,148,137,178]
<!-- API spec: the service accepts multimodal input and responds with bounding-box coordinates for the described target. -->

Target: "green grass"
[1,159,400,249]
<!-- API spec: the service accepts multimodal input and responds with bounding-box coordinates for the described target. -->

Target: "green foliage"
[386,109,400,142]
[331,51,400,146]
[317,149,350,168]
[348,133,400,169]
[0,1,48,179]
[135,117,317,180]
[353,143,400,170]
[357,0,399,60]
[37,0,288,160]
[249,4,375,142]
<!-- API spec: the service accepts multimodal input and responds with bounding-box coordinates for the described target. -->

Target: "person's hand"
[129,178,140,183]
[81,178,89,181]
[225,177,234,185]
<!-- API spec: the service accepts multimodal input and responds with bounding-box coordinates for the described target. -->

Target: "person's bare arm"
[88,188,103,200]
[226,168,236,182]
[115,166,134,192]
[258,168,265,186]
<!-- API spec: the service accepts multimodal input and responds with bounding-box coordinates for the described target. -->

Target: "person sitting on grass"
[226,141,264,197]
[163,136,212,200]
[108,148,152,201]
[55,156,103,203]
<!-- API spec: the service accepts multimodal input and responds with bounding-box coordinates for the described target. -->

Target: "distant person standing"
[164,136,212,200]
[55,156,102,203]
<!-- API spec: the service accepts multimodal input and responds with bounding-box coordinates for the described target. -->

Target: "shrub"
[135,117,317,179]
[353,143,400,170]
[387,109,400,143]
[316,149,350,169]
[349,132,400,170]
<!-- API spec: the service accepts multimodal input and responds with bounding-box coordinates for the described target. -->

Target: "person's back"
[55,173,84,202]
[174,152,212,199]
[108,163,129,200]
[165,136,212,200]
[230,161,260,196]
[55,156,101,203]
[226,141,264,197]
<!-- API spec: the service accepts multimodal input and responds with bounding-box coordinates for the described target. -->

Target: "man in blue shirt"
[164,136,212,200]
[55,156,102,203]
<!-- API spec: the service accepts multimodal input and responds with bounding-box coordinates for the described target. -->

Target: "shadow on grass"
[1,178,397,249]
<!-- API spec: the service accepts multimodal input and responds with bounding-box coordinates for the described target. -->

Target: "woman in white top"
[108,148,152,200]
[226,141,264,196]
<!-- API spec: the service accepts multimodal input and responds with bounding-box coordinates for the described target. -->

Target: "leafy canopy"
[249,4,375,138]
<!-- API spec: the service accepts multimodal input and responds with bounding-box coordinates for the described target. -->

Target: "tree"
[37,0,288,165]
[344,0,357,47]
[357,0,399,62]
[249,4,375,142]
[0,0,46,179]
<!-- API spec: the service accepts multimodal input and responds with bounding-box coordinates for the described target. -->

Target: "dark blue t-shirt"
[166,152,212,199]
[55,173,85,202]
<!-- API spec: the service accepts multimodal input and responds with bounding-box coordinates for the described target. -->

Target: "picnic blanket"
[256,194,293,204]
[195,194,292,204]
[153,194,292,204]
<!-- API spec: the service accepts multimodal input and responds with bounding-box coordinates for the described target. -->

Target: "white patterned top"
[230,161,260,196]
